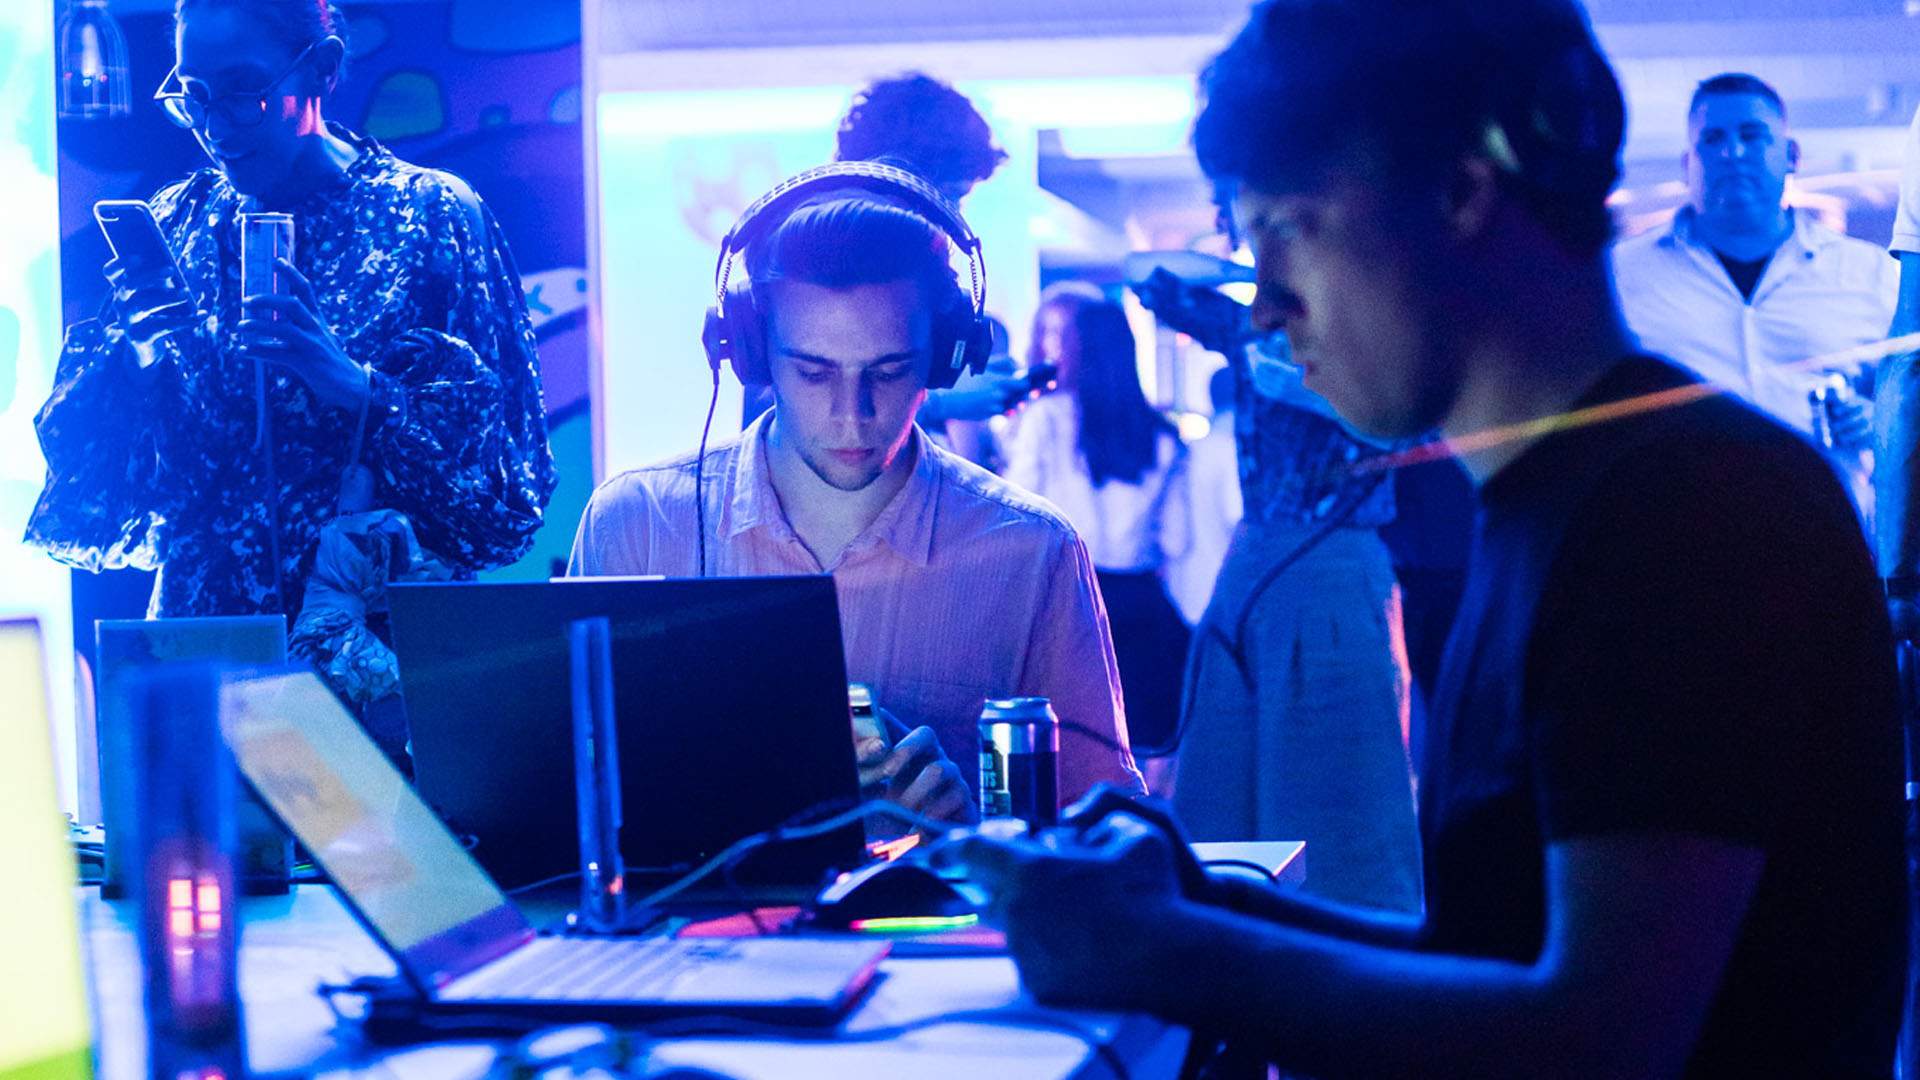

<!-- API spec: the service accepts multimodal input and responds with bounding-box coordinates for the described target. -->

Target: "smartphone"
[849,683,891,753]
[93,199,186,289]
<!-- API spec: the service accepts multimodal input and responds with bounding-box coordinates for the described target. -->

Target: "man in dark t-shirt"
[949,2,1907,1077]
[1427,355,1903,1076]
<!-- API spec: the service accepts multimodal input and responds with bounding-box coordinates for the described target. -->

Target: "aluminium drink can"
[1808,371,1851,451]
[978,696,1060,827]
[240,212,295,318]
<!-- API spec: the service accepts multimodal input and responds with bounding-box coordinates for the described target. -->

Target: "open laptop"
[388,577,866,892]
[95,616,292,895]
[220,668,888,1023]
[0,619,93,1078]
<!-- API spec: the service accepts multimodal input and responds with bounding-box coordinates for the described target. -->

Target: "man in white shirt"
[1613,72,1895,499]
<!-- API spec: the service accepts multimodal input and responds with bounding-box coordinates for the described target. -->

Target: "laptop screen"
[0,619,92,1078]
[220,670,532,989]
[390,576,865,891]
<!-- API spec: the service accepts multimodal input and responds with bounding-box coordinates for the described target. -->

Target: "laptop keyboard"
[451,936,737,1001]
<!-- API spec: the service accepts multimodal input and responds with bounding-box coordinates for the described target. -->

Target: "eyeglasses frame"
[152,38,326,131]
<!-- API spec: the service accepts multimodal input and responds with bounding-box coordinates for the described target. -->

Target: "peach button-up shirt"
[568,413,1145,804]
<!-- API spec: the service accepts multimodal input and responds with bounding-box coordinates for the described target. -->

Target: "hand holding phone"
[93,200,197,361]
[94,200,186,293]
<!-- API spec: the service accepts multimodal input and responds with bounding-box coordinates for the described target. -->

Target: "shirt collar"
[728,414,942,568]
[726,411,787,539]
[1664,205,1835,257]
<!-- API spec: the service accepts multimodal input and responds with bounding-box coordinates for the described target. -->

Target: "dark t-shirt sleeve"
[1526,435,1872,844]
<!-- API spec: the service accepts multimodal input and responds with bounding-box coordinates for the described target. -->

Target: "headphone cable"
[695,363,720,578]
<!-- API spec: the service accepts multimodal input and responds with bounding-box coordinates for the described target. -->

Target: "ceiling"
[593,0,1920,147]
[596,0,1918,52]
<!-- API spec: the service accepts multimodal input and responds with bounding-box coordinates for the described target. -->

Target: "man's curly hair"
[835,72,1008,194]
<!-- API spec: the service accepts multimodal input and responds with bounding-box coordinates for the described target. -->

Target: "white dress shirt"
[1612,207,1898,444]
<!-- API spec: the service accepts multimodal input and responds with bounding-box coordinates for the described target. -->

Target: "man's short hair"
[834,73,1009,193]
[1192,0,1625,257]
[1689,72,1787,122]
[745,192,963,317]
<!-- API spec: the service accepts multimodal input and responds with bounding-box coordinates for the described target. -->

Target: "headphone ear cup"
[701,304,729,377]
[708,282,769,386]
[925,310,963,392]
[964,318,993,378]
[925,298,988,391]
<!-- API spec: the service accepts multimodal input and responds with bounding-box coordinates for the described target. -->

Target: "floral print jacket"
[28,127,555,617]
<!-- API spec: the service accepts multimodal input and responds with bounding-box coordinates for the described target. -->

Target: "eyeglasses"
[152,40,319,131]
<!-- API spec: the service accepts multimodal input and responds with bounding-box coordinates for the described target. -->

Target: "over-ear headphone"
[1481,37,1623,199]
[700,161,992,391]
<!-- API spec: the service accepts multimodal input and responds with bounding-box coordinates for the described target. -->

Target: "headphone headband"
[713,161,987,324]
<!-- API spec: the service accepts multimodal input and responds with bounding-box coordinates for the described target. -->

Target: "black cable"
[505,871,583,898]
[694,364,720,578]
[718,850,774,937]
[508,730,1138,931]
[1226,468,1392,651]
[1152,467,1393,758]
[632,798,952,911]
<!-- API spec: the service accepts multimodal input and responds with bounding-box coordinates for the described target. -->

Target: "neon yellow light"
[847,914,980,934]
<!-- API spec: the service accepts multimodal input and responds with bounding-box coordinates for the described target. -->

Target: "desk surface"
[82,886,1192,1079]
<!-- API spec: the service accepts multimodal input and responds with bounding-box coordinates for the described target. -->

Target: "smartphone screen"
[93,200,185,286]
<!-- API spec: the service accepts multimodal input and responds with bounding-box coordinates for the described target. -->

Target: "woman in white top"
[1003,283,1190,754]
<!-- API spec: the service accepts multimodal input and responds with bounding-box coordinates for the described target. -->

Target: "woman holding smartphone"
[28,0,553,618]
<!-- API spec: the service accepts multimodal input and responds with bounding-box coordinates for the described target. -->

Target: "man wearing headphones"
[570,167,1145,825]
[949,2,1903,1076]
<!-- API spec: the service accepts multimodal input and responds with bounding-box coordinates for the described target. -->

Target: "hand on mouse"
[1061,783,1221,902]
[940,809,1187,1008]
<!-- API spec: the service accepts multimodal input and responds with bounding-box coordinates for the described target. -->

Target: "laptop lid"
[388,577,865,890]
[95,617,290,895]
[0,619,93,1078]
[219,669,532,992]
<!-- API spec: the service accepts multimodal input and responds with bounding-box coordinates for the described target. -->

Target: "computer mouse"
[808,859,978,930]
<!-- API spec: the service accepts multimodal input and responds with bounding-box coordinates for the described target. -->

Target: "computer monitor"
[0,618,93,1078]
[388,576,865,892]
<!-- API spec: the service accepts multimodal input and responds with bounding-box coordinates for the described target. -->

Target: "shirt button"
[1314,494,1337,518]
